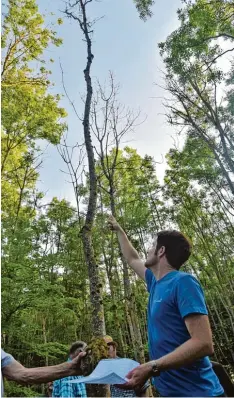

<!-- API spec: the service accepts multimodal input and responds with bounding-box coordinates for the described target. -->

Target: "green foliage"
[4,380,43,397]
[133,0,154,20]
[2,0,62,82]
[1,2,72,395]
[160,0,234,197]
[159,0,234,72]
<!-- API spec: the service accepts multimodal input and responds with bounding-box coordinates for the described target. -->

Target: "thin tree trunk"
[65,1,106,395]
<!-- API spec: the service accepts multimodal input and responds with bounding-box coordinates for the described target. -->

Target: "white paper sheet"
[69,358,139,385]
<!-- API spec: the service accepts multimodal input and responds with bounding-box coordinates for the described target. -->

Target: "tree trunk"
[65,1,107,395]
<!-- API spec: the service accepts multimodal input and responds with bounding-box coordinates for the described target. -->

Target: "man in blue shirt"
[108,216,225,397]
[52,341,87,397]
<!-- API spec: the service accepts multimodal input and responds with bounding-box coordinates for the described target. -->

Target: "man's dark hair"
[156,230,192,270]
[69,341,87,355]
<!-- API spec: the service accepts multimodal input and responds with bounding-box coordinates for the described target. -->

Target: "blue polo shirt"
[145,269,224,397]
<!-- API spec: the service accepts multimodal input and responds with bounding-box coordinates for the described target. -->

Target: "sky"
[37,0,182,204]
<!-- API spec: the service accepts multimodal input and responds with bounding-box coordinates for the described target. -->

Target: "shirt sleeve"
[145,269,154,293]
[1,349,14,368]
[175,274,208,319]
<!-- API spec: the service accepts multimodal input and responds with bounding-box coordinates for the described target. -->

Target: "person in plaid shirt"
[106,340,149,397]
[52,341,87,398]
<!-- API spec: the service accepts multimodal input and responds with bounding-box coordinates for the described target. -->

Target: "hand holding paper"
[69,358,139,385]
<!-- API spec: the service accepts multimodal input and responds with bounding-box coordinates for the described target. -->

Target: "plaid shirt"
[110,382,150,397]
[52,375,87,397]
[110,385,137,397]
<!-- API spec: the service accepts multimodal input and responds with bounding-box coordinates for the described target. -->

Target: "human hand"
[108,215,122,232]
[70,352,87,376]
[116,363,151,392]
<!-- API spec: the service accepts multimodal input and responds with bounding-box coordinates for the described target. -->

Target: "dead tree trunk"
[65,0,105,337]
[64,2,107,395]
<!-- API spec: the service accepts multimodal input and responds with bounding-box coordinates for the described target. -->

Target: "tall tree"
[64,0,106,339]
[1,2,68,395]
[159,0,234,196]
[1,0,67,218]
[63,1,108,395]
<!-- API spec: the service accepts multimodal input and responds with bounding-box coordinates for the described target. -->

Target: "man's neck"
[151,264,175,281]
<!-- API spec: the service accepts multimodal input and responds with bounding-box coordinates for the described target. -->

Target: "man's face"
[145,238,159,268]
[107,344,116,359]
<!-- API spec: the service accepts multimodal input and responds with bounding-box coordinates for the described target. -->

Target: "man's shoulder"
[174,271,198,284]
[162,272,201,299]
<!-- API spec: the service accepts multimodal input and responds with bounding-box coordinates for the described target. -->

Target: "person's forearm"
[116,227,140,265]
[15,362,75,385]
[151,338,213,373]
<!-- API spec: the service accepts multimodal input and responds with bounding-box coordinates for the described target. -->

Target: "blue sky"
[37,0,182,204]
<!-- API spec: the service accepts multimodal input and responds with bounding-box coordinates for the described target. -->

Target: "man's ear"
[158,246,165,258]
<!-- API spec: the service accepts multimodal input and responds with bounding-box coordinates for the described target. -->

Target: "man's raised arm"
[108,216,146,281]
